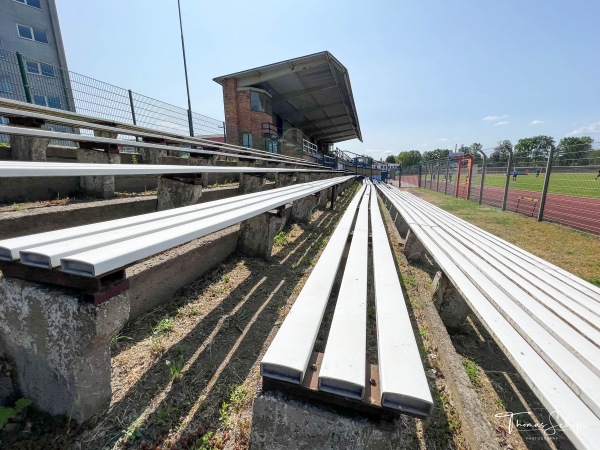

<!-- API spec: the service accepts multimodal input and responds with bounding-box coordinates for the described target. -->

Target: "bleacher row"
[1,96,597,449]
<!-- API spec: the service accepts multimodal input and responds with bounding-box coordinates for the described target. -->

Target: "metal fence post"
[444,158,449,195]
[16,52,32,103]
[436,160,441,192]
[502,148,513,211]
[478,150,487,205]
[128,90,137,125]
[537,146,555,222]
[187,109,194,137]
[399,166,402,187]
[429,163,434,189]
[418,164,422,188]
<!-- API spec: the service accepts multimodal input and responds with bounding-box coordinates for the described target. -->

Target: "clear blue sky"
[56,0,600,160]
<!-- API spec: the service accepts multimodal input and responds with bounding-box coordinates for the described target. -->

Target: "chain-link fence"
[0,49,225,144]
[400,142,600,235]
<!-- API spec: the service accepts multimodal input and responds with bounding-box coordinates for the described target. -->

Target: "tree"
[385,155,396,164]
[396,150,422,168]
[490,140,512,166]
[514,136,555,164]
[556,136,594,166]
[422,148,449,163]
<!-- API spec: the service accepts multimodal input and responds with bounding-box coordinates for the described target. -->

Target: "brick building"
[213,51,362,163]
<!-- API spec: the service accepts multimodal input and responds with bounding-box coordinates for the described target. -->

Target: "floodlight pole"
[178,0,194,137]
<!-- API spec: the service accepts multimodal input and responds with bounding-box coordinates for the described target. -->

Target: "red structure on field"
[454,154,474,199]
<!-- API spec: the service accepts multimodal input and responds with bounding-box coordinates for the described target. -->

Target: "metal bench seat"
[261,180,433,418]
[0,99,320,168]
[376,183,600,449]
[0,176,352,277]
[0,160,331,177]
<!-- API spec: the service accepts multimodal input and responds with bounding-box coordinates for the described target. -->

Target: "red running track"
[398,176,600,235]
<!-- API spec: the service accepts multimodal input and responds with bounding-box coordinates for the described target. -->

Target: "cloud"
[568,122,600,136]
[530,120,544,125]
[483,115,508,122]
[420,144,427,147]
[494,121,509,126]
[383,150,394,154]
[437,138,448,142]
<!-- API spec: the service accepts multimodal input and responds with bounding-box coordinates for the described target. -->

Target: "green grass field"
[471,172,600,198]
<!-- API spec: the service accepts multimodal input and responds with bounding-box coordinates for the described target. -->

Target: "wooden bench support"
[77,148,121,199]
[432,271,470,331]
[237,204,292,259]
[0,277,129,424]
[156,175,203,211]
[403,229,427,261]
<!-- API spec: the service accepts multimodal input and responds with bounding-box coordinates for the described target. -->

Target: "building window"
[33,95,62,109]
[250,91,272,115]
[0,40,6,58]
[13,0,42,8]
[25,60,55,77]
[17,24,48,44]
[0,76,13,94]
[242,132,253,148]
[265,138,278,154]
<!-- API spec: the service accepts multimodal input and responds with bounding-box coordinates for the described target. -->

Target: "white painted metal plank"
[370,189,433,416]
[0,178,337,260]
[260,185,366,384]
[376,186,600,447]
[0,160,331,177]
[318,185,370,399]
[60,176,352,277]
[0,100,321,168]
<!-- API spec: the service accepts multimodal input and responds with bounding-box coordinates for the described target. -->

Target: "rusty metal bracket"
[262,352,401,420]
[0,261,129,306]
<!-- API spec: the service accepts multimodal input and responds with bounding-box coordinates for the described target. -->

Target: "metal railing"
[302,139,318,155]
[0,49,225,144]
[400,142,600,235]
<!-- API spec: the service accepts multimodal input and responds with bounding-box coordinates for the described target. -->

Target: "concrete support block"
[432,271,471,331]
[291,195,319,224]
[275,172,297,189]
[395,212,409,238]
[295,172,313,185]
[93,130,118,139]
[238,206,291,259]
[189,156,216,187]
[239,174,266,195]
[156,176,203,211]
[77,149,120,199]
[251,391,407,450]
[0,278,129,423]
[266,163,285,182]
[10,135,49,161]
[140,147,164,165]
[403,229,426,261]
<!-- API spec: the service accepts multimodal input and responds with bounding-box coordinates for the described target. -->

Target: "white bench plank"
[60,176,353,277]
[18,180,335,268]
[318,185,370,399]
[377,185,600,448]
[370,188,433,416]
[260,185,366,384]
[0,160,331,177]
[0,178,334,261]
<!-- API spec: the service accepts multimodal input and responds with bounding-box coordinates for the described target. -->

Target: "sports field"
[480,172,600,198]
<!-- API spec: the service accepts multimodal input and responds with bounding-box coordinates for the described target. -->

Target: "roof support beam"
[293,114,349,129]
[272,84,337,104]
[278,102,345,120]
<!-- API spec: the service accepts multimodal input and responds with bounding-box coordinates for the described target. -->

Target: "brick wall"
[221,79,272,151]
